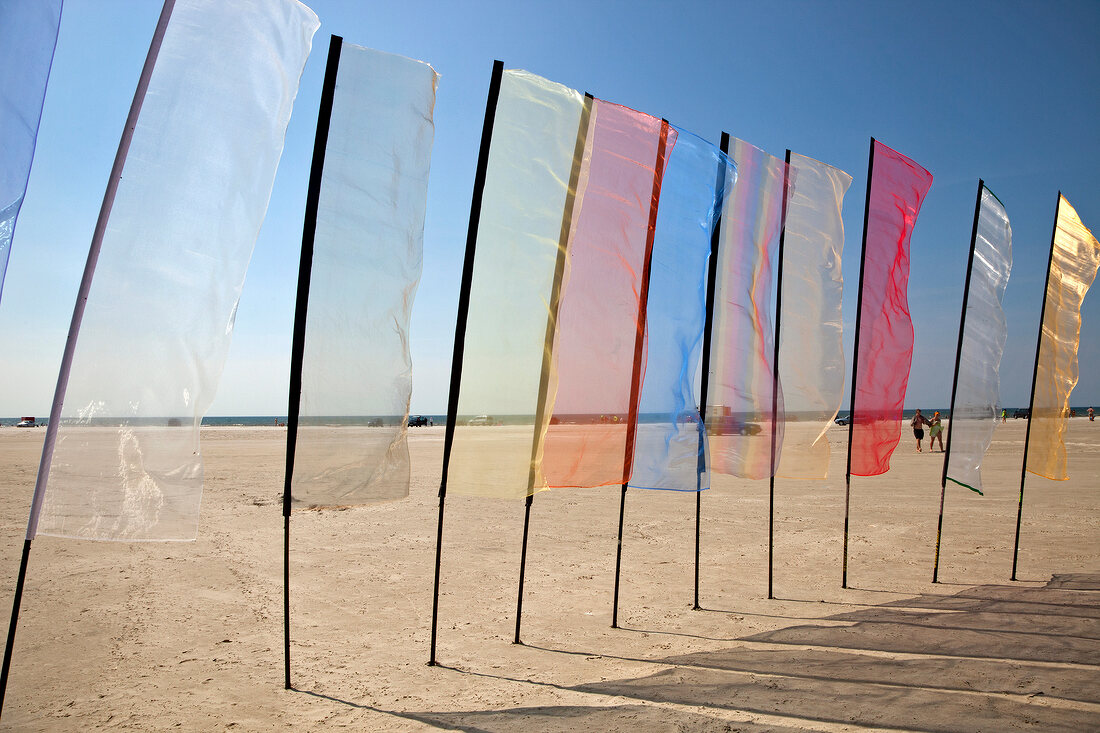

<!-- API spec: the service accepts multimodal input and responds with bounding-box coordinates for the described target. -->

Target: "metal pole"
[843,137,877,589]
[1012,192,1061,581]
[429,60,505,665]
[933,179,984,583]
[768,150,792,599]
[0,0,177,717]
[693,132,730,610]
[612,119,669,629]
[281,33,342,691]
[513,94,591,645]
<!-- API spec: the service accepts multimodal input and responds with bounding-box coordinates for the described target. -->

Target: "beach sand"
[0,418,1096,730]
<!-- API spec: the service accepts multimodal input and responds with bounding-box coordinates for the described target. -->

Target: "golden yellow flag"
[1027,195,1100,480]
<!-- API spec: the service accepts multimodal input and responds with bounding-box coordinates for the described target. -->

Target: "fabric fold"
[39,0,319,540]
[945,184,1012,495]
[1026,194,1100,481]
[775,153,852,480]
[290,43,438,508]
[849,140,932,477]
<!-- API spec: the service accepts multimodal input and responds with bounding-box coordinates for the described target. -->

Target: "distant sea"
[6,408,1097,429]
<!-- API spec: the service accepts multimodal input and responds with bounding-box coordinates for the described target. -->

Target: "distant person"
[1089,407,1095,422]
[929,411,944,452]
[1001,409,1007,423]
[911,409,930,453]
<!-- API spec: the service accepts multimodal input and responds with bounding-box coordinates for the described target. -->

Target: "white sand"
[0,419,1096,731]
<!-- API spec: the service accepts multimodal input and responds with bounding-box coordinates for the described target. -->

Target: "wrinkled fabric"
[630,127,733,491]
[0,0,62,302]
[291,44,437,508]
[543,100,671,489]
[849,140,932,477]
[446,70,586,499]
[40,0,319,540]
[945,185,1012,494]
[1026,195,1100,481]
[707,138,787,480]
[775,153,851,480]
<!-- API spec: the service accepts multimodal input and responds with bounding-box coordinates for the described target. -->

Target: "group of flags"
[2,0,1099,710]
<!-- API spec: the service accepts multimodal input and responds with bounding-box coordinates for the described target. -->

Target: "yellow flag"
[1027,195,1100,480]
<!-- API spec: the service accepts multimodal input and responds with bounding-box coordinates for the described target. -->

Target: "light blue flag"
[629,128,734,491]
[0,0,63,302]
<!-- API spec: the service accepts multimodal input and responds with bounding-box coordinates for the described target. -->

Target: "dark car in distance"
[706,416,763,436]
[408,415,429,427]
[834,414,851,426]
[1013,408,1029,419]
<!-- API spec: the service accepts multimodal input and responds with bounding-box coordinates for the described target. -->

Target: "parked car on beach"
[834,415,850,426]
[1013,409,1029,419]
[467,415,494,426]
[408,415,429,427]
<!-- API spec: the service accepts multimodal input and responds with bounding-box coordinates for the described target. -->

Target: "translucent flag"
[629,128,734,491]
[775,153,851,479]
[1026,195,1100,481]
[290,44,438,508]
[849,140,932,477]
[39,0,319,540]
[446,70,586,499]
[945,185,1012,495]
[707,138,787,480]
[0,0,62,302]
[542,100,672,489]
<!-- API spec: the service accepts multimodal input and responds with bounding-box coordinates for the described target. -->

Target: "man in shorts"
[911,409,930,452]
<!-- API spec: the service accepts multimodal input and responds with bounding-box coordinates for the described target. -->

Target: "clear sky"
[2,0,1098,416]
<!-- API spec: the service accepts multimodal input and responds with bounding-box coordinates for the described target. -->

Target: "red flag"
[850,140,932,476]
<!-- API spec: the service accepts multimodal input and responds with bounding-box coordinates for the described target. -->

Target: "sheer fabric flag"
[630,128,733,491]
[0,0,62,302]
[707,138,786,480]
[1026,195,1100,481]
[446,70,585,499]
[849,140,932,477]
[291,45,437,508]
[775,153,851,479]
[945,186,1012,494]
[542,100,671,488]
[39,0,319,540]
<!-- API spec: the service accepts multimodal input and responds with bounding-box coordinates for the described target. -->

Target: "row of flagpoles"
[2,0,1098,716]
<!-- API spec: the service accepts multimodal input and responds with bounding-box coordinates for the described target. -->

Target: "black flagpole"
[767,150,792,600]
[843,137,877,590]
[932,179,984,583]
[693,132,731,610]
[513,94,592,645]
[611,119,669,629]
[283,34,342,690]
[1012,192,1061,581]
[0,0,177,717]
[429,60,505,665]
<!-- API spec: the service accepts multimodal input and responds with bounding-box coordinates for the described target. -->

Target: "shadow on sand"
[319,574,1100,731]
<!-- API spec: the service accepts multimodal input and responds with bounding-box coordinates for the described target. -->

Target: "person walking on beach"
[929,411,944,452]
[1001,408,1007,423]
[911,409,930,452]
[1089,407,1095,422]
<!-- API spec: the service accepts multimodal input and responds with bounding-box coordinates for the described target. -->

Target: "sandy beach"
[0,418,1096,731]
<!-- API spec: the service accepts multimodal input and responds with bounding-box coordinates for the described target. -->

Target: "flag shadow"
[570,577,1100,731]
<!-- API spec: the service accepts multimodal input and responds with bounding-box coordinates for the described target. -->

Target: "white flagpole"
[0,0,177,716]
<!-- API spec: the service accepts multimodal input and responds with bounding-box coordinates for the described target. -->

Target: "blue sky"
[2,0,1098,416]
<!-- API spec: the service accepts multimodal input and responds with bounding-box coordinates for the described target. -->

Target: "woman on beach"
[929,411,944,452]
[911,409,930,452]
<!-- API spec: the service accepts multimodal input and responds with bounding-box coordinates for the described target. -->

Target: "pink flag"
[849,140,932,477]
